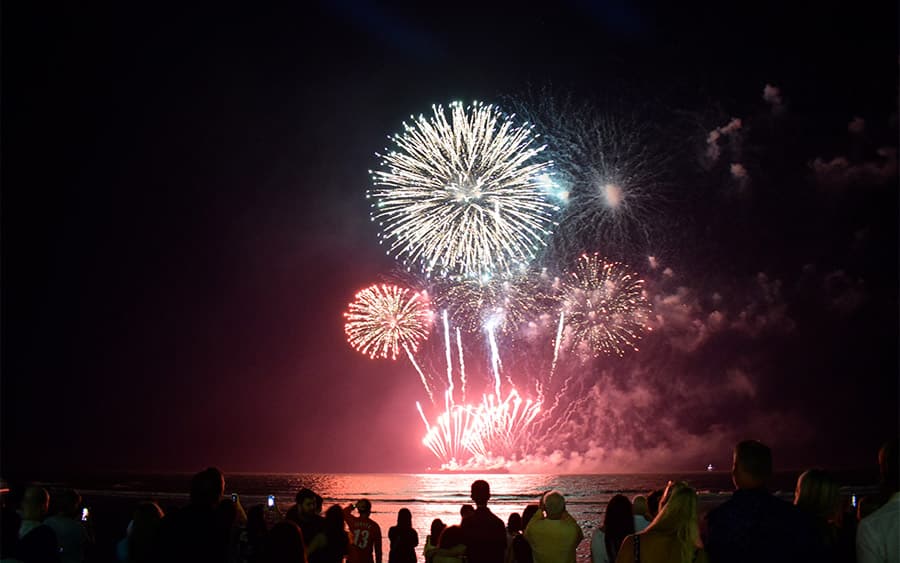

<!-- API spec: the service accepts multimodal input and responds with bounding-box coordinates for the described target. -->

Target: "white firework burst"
[369,101,558,279]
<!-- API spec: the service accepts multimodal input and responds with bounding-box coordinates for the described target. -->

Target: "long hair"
[794,469,839,522]
[603,494,634,561]
[794,469,840,546]
[397,508,413,528]
[643,481,700,563]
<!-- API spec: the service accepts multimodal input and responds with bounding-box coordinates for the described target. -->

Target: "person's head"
[296,488,318,518]
[190,467,225,507]
[266,521,307,563]
[471,480,491,507]
[646,489,663,519]
[507,512,522,534]
[521,504,540,527]
[631,495,648,517]
[325,505,346,536]
[396,508,412,528]
[645,482,701,563]
[53,488,82,519]
[879,437,899,494]
[542,490,566,519]
[602,495,635,561]
[794,469,840,522]
[460,504,475,520]
[356,498,372,517]
[22,487,50,520]
[430,518,446,541]
[732,440,772,489]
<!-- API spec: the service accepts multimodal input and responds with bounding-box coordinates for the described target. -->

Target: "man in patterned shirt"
[344,498,383,563]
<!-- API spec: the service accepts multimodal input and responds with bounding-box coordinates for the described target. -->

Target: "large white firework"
[369,101,558,279]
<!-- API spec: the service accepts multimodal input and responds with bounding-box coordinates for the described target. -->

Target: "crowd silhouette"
[1,438,896,563]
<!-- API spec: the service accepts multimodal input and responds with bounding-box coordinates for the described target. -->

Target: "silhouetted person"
[424,518,446,563]
[524,490,583,563]
[388,508,418,563]
[857,437,899,563]
[460,504,475,522]
[345,499,382,563]
[44,488,92,563]
[630,495,650,533]
[508,505,538,563]
[265,520,307,563]
[244,504,270,563]
[591,494,634,563]
[1,483,24,560]
[287,489,327,563]
[704,440,819,563]
[314,505,350,563]
[459,480,506,563]
[793,469,841,561]
[645,490,663,522]
[17,486,61,563]
[122,501,164,563]
[157,467,231,563]
[616,481,707,563]
[434,522,465,563]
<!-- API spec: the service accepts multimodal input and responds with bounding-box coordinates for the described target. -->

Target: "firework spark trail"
[456,328,467,402]
[486,324,503,398]
[405,344,434,402]
[549,310,565,383]
[369,101,558,279]
[443,310,454,402]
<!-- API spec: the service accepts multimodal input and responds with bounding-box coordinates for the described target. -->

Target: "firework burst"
[509,91,670,262]
[343,284,433,360]
[369,101,558,279]
[562,253,651,357]
[432,273,538,335]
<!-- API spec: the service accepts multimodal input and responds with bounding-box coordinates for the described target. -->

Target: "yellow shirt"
[524,511,583,563]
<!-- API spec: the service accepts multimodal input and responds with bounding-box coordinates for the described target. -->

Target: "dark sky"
[3,1,898,476]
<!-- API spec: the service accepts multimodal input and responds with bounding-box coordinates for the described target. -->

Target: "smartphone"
[851,494,857,508]
[81,507,89,522]
[232,493,238,503]
[267,495,276,510]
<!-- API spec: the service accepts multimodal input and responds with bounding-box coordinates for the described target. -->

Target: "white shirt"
[857,492,900,563]
[633,514,650,533]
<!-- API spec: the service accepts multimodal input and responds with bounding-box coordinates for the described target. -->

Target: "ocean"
[28,470,877,563]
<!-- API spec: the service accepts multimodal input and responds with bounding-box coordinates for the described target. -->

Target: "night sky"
[3,1,897,476]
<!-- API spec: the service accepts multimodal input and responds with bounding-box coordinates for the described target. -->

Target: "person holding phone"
[344,499,383,563]
[44,488,94,563]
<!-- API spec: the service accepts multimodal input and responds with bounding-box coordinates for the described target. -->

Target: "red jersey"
[344,506,383,563]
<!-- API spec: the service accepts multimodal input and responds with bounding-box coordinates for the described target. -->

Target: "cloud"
[706,118,743,163]
[763,84,785,115]
[730,163,748,178]
[823,270,866,314]
[810,148,898,188]
[725,368,756,398]
[848,116,865,134]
